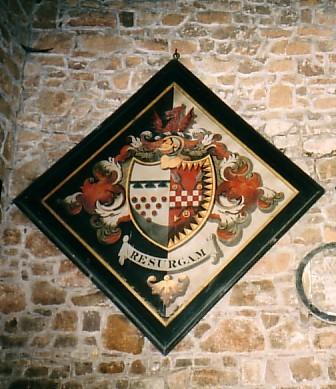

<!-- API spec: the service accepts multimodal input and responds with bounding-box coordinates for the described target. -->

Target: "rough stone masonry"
[1,0,336,388]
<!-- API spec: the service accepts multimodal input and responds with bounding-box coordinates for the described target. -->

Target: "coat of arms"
[60,86,290,319]
[16,59,323,353]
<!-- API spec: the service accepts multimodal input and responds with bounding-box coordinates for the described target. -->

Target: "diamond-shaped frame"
[15,59,324,354]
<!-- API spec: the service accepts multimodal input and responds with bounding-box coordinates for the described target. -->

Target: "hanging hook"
[173,48,180,60]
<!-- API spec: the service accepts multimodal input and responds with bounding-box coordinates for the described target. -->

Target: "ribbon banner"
[118,234,223,271]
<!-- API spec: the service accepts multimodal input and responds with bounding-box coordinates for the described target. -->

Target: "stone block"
[8,379,57,389]
[265,359,291,385]
[260,28,292,38]
[33,1,57,28]
[316,157,336,180]
[269,84,293,108]
[57,266,91,288]
[24,366,49,377]
[267,59,296,72]
[191,368,238,386]
[74,362,92,376]
[180,23,207,38]
[18,0,34,15]
[0,70,13,96]
[32,281,66,305]
[238,59,262,74]
[212,26,240,39]
[304,134,336,156]
[98,361,125,374]
[130,360,146,374]
[201,39,216,52]
[194,322,211,338]
[261,313,280,329]
[323,225,336,242]
[264,119,294,136]
[50,365,70,379]
[171,39,198,54]
[271,40,311,55]
[78,33,131,52]
[102,314,144,354]
[269,319,309,349]
[200,319,264,352]
[20,316,48,332]
[197,57,235,74]
[222,356,237,367]
[0,283,26,314]
[71,291,107,307]
[89,57,121,71]
[84,336,96,346]
[126,56,142,68]
[31,335,51,348]
[33,32,75,53]
[175,359,192,368]
[35,55,65,67]
[229,280,277,306]
[314,97,336,110]
[66,11,117,28]
[137,11,160,26]
[299,60,324,76]
[61,381,83,389]
[0,94,13,119]
[4,317,18,333]
[68,60,87,70]
[54,335,78,348]
[299,26,332,37]
[162,14,185,26]
[82,311,100,331]
[290,357,321,382]
[26,230,59,258]
[242,359,263,385]
[2,228,21,245]
[3,130,14,163]
[129,378,164,389]
[136,39,168,52]
[170,335,194,352]
[0,362,13,375]
[167,368,191,389]
[196,11,231,24]
[314,331,336,349]
[112,72,130,90]
[131,69,155,89]
[53,311,78,331]
[37,90,73,116]
[249,251,292,275]
[278,9,299,25]
[328,356,336,380]
[31,262,54,276]
[3,55,20,81]
[0,335,28,348]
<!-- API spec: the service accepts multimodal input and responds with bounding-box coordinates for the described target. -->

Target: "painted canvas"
[15,59,324,354]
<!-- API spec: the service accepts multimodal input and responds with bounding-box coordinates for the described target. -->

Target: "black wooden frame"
[14,59,324,354]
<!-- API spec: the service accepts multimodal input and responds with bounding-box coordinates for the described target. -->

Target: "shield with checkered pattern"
[128,155,215,251]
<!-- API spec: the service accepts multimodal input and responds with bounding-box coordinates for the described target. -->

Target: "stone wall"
[1,0,336,388]
[0,0,32,222]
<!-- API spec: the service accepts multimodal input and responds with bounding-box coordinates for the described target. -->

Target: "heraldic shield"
[128,155,215,251]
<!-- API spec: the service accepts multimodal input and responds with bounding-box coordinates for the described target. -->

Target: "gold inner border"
[42,82,299,327]
[126,155,216,251]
